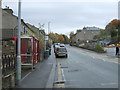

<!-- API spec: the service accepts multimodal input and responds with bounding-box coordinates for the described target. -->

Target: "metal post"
[0,0,2,8]
[48,21,50,44]
[16,0,21,85]
[48,22,50,34]
[0,1,2,89]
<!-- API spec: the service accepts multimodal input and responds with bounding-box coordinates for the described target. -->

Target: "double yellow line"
[54,59,65,88]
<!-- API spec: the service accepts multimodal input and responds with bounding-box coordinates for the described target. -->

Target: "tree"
[62,34,69,44]
[70,31,74,39]
[105,19,119,30]
[49,32,56,42]
[105,19,120,43]
[110,29,117,38]
[69,31,75,45]
[99,30,106,39]
[49,32,69,43]
[58,34,64,43]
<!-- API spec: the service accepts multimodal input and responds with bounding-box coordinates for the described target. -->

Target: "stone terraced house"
[72,26,102,44]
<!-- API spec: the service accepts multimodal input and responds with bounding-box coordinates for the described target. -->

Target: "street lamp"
[16,0,21,85]
[0,0,2,8]
[48,21,51,34]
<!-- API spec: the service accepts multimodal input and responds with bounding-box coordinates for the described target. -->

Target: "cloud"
[2,2,118,34]
[3,0,119,2]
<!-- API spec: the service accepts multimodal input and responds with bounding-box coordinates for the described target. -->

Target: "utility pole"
[0,0,2,8]
[16,0,21,85]
[0,0,2,89]
[48,21,51,34]
[48,21,51,44]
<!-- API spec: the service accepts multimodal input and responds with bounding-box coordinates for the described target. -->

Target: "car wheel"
[65,54,68,58]
[56,55,58,58]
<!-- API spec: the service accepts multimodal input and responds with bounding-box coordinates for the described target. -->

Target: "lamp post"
[0,0,2,8]
[16,0,21,85]
[48,21,51,34]
[0,5,1,89]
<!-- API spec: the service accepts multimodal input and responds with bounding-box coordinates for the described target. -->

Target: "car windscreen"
[58,48,66,51]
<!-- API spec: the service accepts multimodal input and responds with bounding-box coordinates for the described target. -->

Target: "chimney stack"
[3,6,13,15]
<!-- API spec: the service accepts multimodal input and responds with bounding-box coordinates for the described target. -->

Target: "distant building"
[2,7,46,61]
[71,26,102,44]
[83,26,101,31]
[2,7,36,38]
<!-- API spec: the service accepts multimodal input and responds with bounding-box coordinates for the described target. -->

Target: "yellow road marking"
[57,61,62,81]
[54,83,64,86]
[56,59,65,88]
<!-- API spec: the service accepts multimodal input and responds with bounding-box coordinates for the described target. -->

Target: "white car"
[59,44,65,47]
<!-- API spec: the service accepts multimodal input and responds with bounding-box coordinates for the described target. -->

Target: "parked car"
[53,43,60,48]
[55,47,68,58]
[54,45,60,53]
[59,43,65,47]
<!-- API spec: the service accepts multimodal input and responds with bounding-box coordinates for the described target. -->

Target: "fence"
[2,39,17,88]
[2,54,16,76]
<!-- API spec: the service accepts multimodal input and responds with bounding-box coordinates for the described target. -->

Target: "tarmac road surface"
[53,45,119,88]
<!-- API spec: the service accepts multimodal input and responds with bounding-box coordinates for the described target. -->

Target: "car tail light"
[55,50,58,53]
[56,50,58,53]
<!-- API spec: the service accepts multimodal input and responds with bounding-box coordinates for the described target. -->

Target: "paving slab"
[17,51,55,88]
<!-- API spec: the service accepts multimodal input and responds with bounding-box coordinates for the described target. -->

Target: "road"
[18,45,119,88]
[53,45,119,88]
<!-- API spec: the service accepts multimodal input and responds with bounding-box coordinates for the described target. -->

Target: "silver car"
[55,47,68,58]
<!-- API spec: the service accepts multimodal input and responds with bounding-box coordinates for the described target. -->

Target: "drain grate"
[61,66,68,68]
[54,80,65,84]
[53,81,65,88]
[68,69,79,72]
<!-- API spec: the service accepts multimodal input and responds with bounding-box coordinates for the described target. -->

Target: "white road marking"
[47,63,53,65]
[101,82,119,86]
[21,72,31,81]
[92,56,95,59]
[61,69,66,82]
[102,59,106,62]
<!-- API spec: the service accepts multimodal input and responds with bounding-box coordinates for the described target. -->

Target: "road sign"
[45,35,49,41]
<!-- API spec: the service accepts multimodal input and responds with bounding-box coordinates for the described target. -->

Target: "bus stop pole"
[16,0,21,85]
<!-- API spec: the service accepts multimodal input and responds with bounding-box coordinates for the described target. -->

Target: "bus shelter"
[21,36,40,69]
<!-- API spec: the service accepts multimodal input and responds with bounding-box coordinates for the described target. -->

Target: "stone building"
[2,7,35,39]
[26,23,46,61]
[72,26,101,44]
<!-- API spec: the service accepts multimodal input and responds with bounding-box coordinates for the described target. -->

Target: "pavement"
[104,47,120,58]
[17,48,56,88]
[71,45,119,64]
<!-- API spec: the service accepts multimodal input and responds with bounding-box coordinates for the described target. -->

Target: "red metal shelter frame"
[21,36,40,68]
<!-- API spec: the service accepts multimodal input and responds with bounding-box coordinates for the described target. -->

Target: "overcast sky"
[2,0,119,35]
